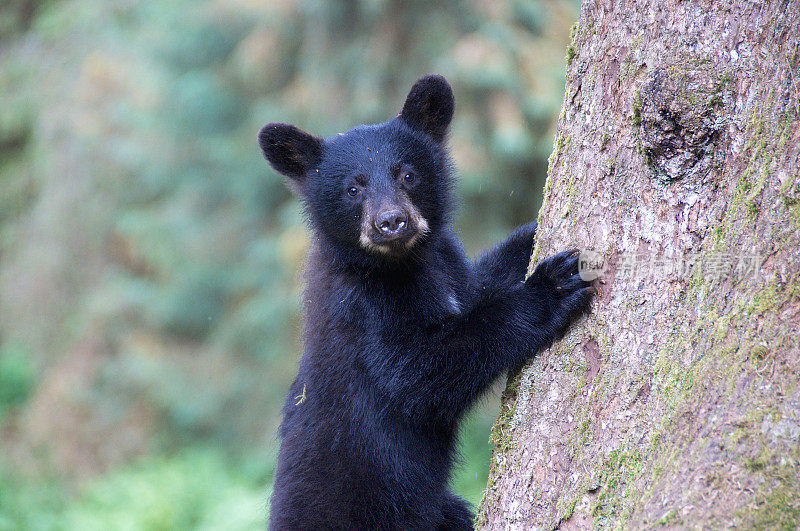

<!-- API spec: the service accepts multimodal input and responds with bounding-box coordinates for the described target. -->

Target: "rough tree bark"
[477,0,800,528]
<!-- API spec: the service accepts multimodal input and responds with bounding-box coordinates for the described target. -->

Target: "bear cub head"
[259,75,455,262]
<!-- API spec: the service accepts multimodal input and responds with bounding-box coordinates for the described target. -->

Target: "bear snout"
[375,209,409,235]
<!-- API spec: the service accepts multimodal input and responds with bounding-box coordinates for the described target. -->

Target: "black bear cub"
[259,75,594,530]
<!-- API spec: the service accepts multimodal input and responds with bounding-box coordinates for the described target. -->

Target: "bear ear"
[258,123,324,184]
[398,74,454,142]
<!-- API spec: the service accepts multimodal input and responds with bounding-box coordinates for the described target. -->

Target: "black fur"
[399,74,455,141]
[259,75,594,530]
[258,123,324,184]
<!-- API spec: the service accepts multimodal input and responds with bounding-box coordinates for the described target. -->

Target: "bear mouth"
[358,209,430,257]
[360,226,419,255]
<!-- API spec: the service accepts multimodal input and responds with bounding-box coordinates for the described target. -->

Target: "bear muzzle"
[359,210,429,256]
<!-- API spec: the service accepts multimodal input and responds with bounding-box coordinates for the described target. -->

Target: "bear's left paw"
[527,249,595,336]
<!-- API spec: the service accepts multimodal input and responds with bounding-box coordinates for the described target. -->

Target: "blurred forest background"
[0,0,577,527]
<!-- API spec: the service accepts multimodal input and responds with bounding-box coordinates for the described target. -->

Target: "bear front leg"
[399,251,594,426]
[474,221,537,292]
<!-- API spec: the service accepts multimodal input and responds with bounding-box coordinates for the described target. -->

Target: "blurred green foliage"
[65,449,268,531]
[0,448,268,530]
[0,0,576,527]
[0,343,36,419]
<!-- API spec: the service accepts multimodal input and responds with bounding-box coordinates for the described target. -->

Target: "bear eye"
[403,172,416,184]
[347,186,359,197]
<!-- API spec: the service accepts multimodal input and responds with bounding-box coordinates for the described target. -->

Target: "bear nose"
[375,209,408,234]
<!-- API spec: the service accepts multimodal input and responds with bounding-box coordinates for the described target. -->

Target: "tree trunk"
[477,0,800,528]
